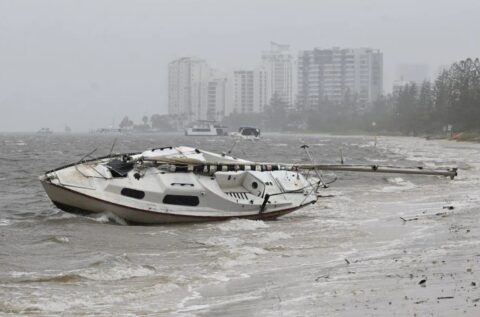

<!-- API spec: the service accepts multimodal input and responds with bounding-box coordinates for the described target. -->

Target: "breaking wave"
[85,212,128,225]
[12,255,156,283]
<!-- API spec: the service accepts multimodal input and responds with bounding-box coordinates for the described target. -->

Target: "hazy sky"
[1,0,479,132]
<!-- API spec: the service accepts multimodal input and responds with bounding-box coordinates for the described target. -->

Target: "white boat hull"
[40,177,312,224]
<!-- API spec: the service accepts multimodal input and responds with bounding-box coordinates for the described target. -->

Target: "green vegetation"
[224,58,480,136]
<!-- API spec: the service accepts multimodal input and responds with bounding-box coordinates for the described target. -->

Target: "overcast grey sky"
[1,0,479,132]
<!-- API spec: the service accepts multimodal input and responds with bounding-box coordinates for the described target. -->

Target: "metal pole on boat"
[78,148,97,163]
[226,139,239,155]
[297,164,458,179]
[109,138,117,157]
[300,145,327,188]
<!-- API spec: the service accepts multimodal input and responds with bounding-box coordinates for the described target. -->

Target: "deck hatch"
[106,159,134,177]
[163,195,199,206]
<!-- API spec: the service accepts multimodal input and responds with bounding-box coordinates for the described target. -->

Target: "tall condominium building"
[206,77,227,121]
[232,70,254,114]
[168,57,227,122]
[297,47,383,108]
[231,67,268,114]
[261,42,294,106]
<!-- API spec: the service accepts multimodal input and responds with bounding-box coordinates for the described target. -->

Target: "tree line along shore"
[119,58,480,141]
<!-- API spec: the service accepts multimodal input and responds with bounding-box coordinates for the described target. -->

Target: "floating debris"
[314,275,329,282]
[437,296,454,300]
[400,216,418,222]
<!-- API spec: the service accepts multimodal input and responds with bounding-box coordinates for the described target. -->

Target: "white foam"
[56,236,70,243]
[0,218,11,226]
[203,272,231,282]
[203,236,243,248]
[10,271,37,278]
[86,212,127,225]
[259,231,291,243]
[73,256,155,281]
[78,266,153,281]
[373,177,417,193]
[217,219,269,232]
[177,286,205,311]
[219,246,269,269]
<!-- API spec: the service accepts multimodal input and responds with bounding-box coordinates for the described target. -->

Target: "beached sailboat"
[39,145,457,224]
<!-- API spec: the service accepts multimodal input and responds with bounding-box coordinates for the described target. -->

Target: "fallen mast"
[295,164,458,179]
[145,160,458,179]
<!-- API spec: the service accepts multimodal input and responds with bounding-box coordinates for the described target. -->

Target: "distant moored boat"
[37,128,53,134]
[185,121,228,136]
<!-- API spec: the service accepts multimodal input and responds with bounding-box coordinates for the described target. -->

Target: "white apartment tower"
[206,77,227,121]
[297,47,383,108]
[231,67,268,114]
[233,70,254,113]
[261,42,294,106]
[168,57,227,122]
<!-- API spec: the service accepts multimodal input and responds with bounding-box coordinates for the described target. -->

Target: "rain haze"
[0,0,479,132]
[3,2,480,315]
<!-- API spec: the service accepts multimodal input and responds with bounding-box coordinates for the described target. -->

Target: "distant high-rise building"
[261,42,294,106]
[232,70,255,114]
[168,57,227,123]
[297,47,383,108]
[230,66,268,114]
[206,77,227,121]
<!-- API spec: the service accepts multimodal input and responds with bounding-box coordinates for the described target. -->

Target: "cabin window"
[163,195,199,206]
[121,188,145,199]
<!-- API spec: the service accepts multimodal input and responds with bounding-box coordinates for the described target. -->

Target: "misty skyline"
[1,0,479,132]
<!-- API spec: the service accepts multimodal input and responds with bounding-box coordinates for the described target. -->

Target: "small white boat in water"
[185,121,228,136]
[230,127,261,140]
[40,145,457,224]
[37,128,53,134]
